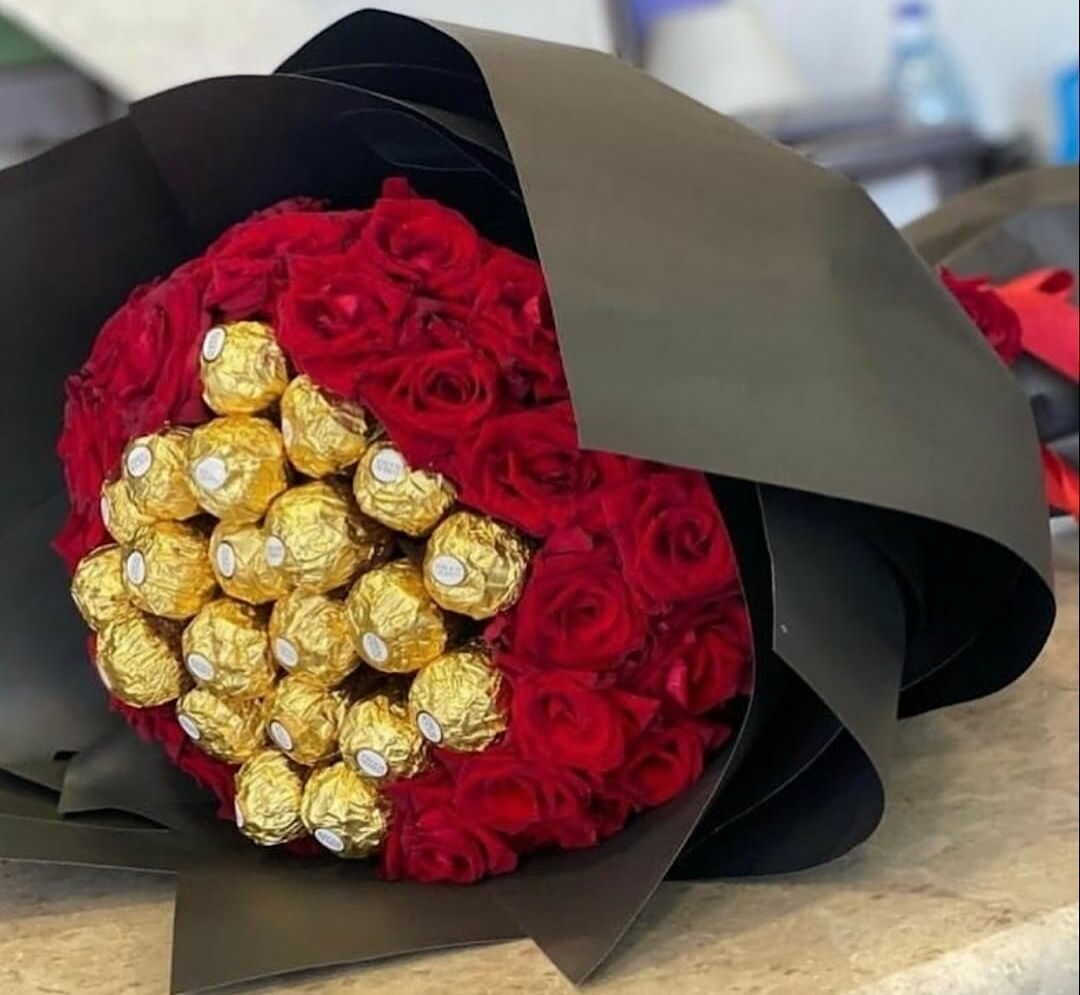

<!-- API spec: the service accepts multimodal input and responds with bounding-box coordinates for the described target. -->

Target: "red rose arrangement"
[56,179,751,883]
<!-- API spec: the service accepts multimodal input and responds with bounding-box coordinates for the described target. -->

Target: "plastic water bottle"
[888,2,970,128]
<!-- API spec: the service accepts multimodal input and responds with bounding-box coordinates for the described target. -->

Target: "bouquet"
[0,11,1058,992]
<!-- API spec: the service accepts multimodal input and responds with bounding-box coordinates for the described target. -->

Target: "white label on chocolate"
[430,554,466,587]
[356,748,389,778]
[202,326,226,361]
[185,653,215,682]
[280,417,294,446]
[215,541,237,578]
[265,535,286,567]
[273,637,298,669]
[100,494,111,528]
[371,447,406,484]
[125,445,152,478]
[125,550,146,586]
[234,799,245,828]
[268,720,293,751]
[177,713,202,741]
[416,711,443,744]
[361,632,389,665]
[194,456,227,491]
[314,828,345,853]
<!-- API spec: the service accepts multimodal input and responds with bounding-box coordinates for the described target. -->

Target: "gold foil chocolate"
[96,614,188,707]
[300,762,388,858]
[265,673,348,765]
[199,321,289,416]
[268,589,358,686]
[233,749,307,845]
[100,477,154,544]
[70,544,136,631]
[176,687,267,764]
[407,646,506,751]
[345,561,448,673]
[209,520,291,605]
[188,415,288,522]
[122,521,217,620]
[181,598,275,699]
[263,481,392,594]
[352,440,456,537]
[280,375,372,477]
[340,693,427,781]
[122,428,200,520]
[422,512,530,620]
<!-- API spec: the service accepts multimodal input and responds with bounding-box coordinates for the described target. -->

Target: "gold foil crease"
[100,477,155,544]
[70,544,136,631]
[352,440,455,537]
[181,598,275,699]
[176,687,268,764]
[422,511,530,620]
[407,646,506,752]
[263,481,392,594]
[188,415,288,522]
[122,428,200,520]
[200,321,289,416]
[96,614,189,707]
[345,561,448,673]
[122,521,217,620]
[280,375,371,477]
[233,749,307,845]
[268,589,358,687]
[265,673,347,765]
[340,693,427,781]
[300,762,388,858]
[209,520,291,605]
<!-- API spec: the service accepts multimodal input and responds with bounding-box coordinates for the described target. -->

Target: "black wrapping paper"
[0,10,1055,992]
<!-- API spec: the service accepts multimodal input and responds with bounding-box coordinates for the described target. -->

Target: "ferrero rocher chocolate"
[263,481,392,594]
[209,520,291,605]
[340,693,426,781]
[122,521,216,620]
[181,598,275,699]
[122,428,200,520]
[199,321,289,415]
[422,511,530,620]
[352,440,455,536]
[280,375,372,477]
[407,646,506,751]
[300,762,388,858]
[100,477,154,544]
[265,673,348,765]
[96,614,188,707]
[176,687,267,763]
[233,749,307,845]
[345,561,448,673]
[70,545,136,631]
[188,415,288,522]
[268,589,358,686]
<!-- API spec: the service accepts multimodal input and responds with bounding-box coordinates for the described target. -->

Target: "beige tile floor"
[2,531,1077,995]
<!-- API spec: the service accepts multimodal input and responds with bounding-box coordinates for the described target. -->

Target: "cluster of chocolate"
[69,321,531,857]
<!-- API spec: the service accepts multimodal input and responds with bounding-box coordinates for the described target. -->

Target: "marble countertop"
[3,527,1077,995]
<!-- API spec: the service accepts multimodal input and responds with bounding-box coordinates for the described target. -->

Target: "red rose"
[203,256,280,318]
[511,670,658,773]
[629,597,752,715]
[941,268,1023,364]
[604,470,738,608]
[504,531,645,671]
[610,719,721,809]
[205,202,368,260]
[457,402,629,535]
[382,805,516,884]
[397,297,470,351]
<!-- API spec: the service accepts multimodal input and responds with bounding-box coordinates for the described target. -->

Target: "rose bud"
[70,544,136,631]
[181,598,276,699]
[188,415,289,522]
[121,428,200,520]
[268,588,359,686]
[408,646,506,751]
[175,687,268,764]
[199,320,289,415]
[265,673,349,765]
[95,614,189,707]
[209,520,291,605]
[340,693,427,781]
[352,440,455,537]
[300,762,388,858]
[100,477,155,544]
[280,374,373,477]
[422,511,530,619]
[233,749,308,846]
[122,521,217,620]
